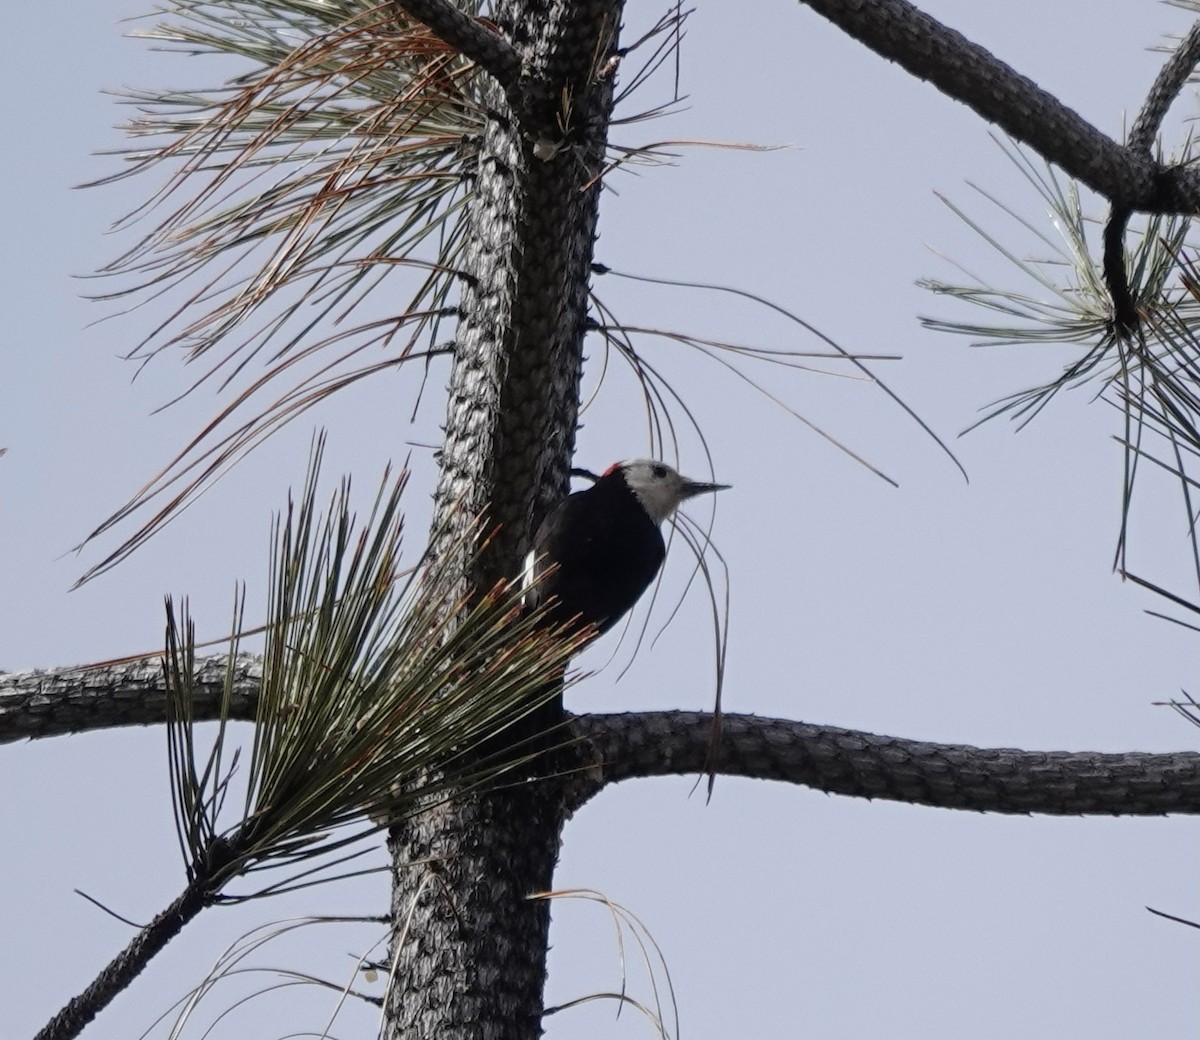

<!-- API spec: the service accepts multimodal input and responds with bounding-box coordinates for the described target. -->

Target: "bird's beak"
[679,477,731,500]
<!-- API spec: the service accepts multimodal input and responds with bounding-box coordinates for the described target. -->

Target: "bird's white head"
[613,459,730,525]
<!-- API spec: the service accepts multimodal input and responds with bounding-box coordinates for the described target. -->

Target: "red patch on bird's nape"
[602,462,624,476]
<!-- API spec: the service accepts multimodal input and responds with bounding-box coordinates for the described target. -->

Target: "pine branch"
[390,0,521,90]
[33,836,243,1040]
[799,0,1200,213]
[1130,19,1200,154]
[7,660,1200,817]
[0,655,260,744]
[1106,19,1200,331]
[572,710,1200,815]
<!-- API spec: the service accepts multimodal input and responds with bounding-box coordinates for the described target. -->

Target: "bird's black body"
[512,460,725,758]
[526,466,666,637]
[525,460,729,642]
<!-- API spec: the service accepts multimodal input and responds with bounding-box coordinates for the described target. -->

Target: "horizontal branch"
[6,658,1199,816]
[800,0,1200,213]
[571,710,1200,816]
[0,655,260,744]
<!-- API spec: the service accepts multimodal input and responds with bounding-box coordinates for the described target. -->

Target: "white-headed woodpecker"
[524,460,729,640]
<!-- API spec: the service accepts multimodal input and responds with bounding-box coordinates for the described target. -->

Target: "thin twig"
[1104,205,1139,334]
[1147,905,1200,930]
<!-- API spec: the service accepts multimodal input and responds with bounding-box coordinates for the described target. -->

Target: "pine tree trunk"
[386,784,569,1038]
[384,1,623,1036]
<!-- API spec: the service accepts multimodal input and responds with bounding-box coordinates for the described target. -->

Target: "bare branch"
[390,0,521,90]
[1130,19,1200,154]
[1105,19,1200,333]
[0,655,260,744]
[1104,205,1139,335]
[799,0,1200,213]
[6,660,1200,818]
[34,854,231,1040]
[572,710,1200,816]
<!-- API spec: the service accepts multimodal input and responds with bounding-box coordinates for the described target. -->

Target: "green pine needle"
[922,134,1200,609]
[164,433,588,897]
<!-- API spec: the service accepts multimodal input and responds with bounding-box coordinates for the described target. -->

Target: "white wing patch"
[521,549,538,607]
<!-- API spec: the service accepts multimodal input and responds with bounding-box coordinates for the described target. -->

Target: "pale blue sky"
[4,1,1200,1037]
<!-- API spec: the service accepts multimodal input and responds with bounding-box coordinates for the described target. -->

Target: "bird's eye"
[652,464,668,479]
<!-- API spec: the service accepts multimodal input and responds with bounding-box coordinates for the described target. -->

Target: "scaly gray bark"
[570,711,1200,816]
[0,656,260,743]
[384,1,624,1037]
[6,663,1200,819]
[798,0,1200,213]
